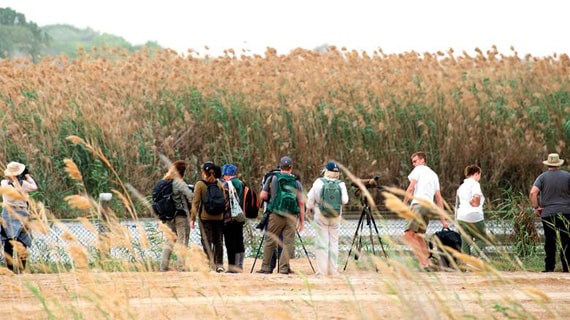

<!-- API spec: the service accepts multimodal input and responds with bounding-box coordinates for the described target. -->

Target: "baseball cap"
[326,161,339,172]
[222,164,238,176]
[202,161,215,172]
[279,156,293,168]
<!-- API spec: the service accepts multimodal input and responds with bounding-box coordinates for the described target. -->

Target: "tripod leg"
[296,230,315,273]
[370,212,389,260]
[343,209,366,271]
[250,233,265,273]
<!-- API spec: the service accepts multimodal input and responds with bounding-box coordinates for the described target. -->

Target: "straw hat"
[542,153,564,167]
[4,161,25,177]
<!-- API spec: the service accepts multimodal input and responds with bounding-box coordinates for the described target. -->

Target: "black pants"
[199,219,224,268]
[1,236,27,273]
[223,220,245,266]
[542,214,570,272]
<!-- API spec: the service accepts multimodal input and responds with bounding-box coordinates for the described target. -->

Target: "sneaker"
[256,269,272,274]
[216,266,224,273]
[541,269,554,273]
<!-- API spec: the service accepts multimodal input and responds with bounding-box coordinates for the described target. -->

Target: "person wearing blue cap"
[222,163,246,273]
[306,161,349,275]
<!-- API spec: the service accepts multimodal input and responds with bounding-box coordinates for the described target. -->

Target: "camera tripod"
[343,197,388,271]
[250,217,315,274]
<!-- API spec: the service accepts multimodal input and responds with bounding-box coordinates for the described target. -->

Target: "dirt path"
[0,259,569,319]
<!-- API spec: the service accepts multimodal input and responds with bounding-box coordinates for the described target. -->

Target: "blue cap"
[326,161,339,172]
[222,164,238,176]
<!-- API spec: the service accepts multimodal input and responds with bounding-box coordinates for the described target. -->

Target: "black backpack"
[152,179,176,221]
[203,180,225,215]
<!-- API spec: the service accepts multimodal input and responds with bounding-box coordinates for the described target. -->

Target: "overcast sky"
[3,0,568,57]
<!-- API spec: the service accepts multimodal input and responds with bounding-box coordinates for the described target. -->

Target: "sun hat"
[326,161,339,172]
[279,156,293,169]
[222,164,238,176]
[542,153,564,167]
[4,161,25,177]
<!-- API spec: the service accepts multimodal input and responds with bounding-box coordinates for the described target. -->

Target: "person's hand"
[305,208,313,221]
[297,219,304,232]
[190,220,195,229]
[534,207,543,217]
[442,221,449,229]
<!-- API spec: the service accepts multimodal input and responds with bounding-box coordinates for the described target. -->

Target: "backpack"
[203,180,226,215]
[242,183,260,219]
[152,179,176,221]
[268,173,300,216]
[319,178,343,217]
[430,227,462,268]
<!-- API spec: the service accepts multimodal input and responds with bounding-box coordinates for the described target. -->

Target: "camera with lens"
[351,176,380,192]
[17,167,30,183]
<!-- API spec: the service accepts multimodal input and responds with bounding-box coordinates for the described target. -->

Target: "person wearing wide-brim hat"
[1,161,38,274]
[530,153,570,272]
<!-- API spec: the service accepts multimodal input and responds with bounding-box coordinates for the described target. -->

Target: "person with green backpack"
[306,161,349,276]
[256,156,305,275]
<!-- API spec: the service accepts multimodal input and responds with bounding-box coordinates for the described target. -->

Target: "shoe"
[542,269,554,273]
[256,269,272,274]
[279,269,295,275]
[216,267,224,273]
[422,266,435,272]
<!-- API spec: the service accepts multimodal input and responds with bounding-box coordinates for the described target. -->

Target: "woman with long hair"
[159,160,194,272]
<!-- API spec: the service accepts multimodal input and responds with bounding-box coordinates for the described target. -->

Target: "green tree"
[0,7,50,62]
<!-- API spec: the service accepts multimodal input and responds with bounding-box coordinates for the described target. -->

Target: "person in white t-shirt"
[456,165,490,256]
[403,151,448,271]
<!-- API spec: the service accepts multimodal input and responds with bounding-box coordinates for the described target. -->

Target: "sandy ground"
[0,258,569,320]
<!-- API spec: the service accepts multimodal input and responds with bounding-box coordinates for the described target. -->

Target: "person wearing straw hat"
[1,161,38,273]
[530,153,570,272]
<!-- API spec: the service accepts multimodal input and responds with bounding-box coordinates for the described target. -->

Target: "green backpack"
[269,173,300,216]
[319,178,343,217]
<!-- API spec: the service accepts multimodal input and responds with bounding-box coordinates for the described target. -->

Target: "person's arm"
[21,174,38,192]
[530,185,541,216]
[340,182,349,205]
[190,181,203,229]
[403,179,417,205]
[297,182,305,231]
[259,176,272,201]
[435,190,448,228]
[469,194,481,207]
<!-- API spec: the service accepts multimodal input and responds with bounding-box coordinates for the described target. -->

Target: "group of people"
[402,151,570,273]
[159,160,248,273]
[1,151,568,275]
[159,155,350,276]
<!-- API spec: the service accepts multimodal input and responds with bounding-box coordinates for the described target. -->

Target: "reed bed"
[0,45,568,217]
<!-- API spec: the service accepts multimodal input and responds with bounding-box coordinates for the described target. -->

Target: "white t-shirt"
[408,165,440,205]
[456,177,485,222]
